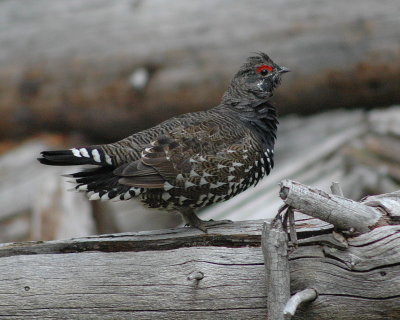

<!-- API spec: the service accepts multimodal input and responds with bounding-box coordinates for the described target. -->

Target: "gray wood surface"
[280,179,382,232]
[262,220,290,320]
[0,217,399,319]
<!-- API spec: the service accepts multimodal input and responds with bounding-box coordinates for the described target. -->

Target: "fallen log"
[1,0,400,141]
[0,181,399,319]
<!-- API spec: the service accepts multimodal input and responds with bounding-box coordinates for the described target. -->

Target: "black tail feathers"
[38,147,141,201]
[68,167,142,201]
[38,147,114,167]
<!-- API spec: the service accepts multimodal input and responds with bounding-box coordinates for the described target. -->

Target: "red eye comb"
[256,65,273,73]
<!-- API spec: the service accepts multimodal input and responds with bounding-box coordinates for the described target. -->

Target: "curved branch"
[283,288,318,319]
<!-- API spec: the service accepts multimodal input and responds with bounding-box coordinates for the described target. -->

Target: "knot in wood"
[187,271,204,281]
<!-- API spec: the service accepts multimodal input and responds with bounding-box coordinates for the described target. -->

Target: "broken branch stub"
[330,181,344,197]
[279,179,382,233]
[283,288,318,320]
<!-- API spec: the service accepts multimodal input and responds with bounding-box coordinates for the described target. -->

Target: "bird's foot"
[187,219,233,233]
[180,208,233,233]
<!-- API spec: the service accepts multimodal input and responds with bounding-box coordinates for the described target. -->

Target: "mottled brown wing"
[115,119,256,190]
[113,135,179,188]
[113,160,165,188]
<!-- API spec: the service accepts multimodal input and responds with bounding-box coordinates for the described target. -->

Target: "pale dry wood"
[279,180,382,232]
[347,224,400,246]
[323,226,400,271]
[330,182,344,197]
[290,258,400,298]
[294,296,400,320]
[288,225,400,319]
[0,218,398,319]
[0,246,268,320]
[0,219,329,258]
[362,191,400,220]
[296,233,348,250]
[283,288,317,319]
[0,219,323,320]
[262,219,290,320]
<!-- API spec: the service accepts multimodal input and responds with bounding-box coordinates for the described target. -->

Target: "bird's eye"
[256,64,273,76]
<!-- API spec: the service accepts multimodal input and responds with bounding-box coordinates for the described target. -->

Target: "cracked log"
[0,211,399,319]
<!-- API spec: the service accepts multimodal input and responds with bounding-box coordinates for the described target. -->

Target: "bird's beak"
[278,66,290,74]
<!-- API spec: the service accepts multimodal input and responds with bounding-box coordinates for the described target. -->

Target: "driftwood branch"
[283,288,317,319]
[279,179,384,233]
[262,219,290,320]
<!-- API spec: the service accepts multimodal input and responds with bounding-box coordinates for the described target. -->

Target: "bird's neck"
[218,99,278,151]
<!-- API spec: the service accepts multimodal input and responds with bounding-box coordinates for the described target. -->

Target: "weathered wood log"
[291,225,400,320]
[0,219,329,320]
[0,202,399,320]
[1,0,399,141]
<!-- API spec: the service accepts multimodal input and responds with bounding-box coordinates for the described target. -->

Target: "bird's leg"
[275,204,298,248]
[179,208,232,233]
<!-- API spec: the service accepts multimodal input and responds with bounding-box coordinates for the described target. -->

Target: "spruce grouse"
[38,53,289,232]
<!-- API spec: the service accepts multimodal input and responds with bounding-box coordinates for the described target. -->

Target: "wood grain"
[279,180,382,232]
[0,219,398,319]
[262,219,290,320]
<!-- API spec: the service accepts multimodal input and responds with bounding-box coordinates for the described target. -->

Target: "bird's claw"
[194,219,233,233]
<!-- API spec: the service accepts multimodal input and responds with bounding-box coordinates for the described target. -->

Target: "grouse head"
[222,52,289,104]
